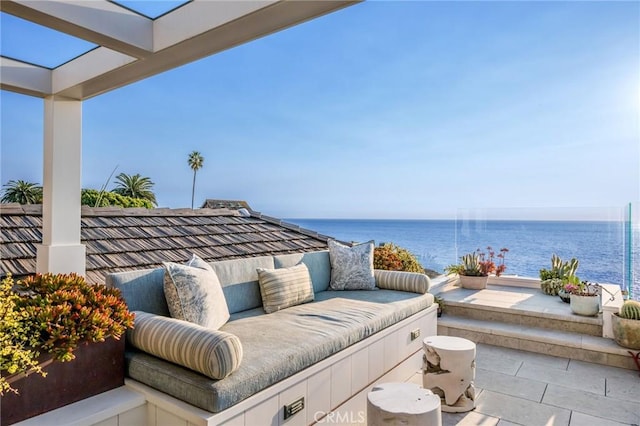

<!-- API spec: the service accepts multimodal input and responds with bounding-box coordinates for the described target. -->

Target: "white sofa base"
[125,304,437,426]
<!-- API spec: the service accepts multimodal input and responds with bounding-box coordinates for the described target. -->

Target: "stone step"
[437,315,637,371]
[443,299,603,337]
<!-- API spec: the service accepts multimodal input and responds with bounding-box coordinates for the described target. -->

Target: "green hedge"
[81,189,153,209]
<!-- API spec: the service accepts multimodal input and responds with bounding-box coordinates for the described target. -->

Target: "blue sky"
[1,1,639,219]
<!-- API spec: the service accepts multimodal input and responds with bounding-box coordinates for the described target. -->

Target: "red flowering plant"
[478,246,509,276]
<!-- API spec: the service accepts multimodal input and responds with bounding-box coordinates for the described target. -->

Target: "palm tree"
[112,173,157,206]
[1,180,43,204]
[187,151,204,209]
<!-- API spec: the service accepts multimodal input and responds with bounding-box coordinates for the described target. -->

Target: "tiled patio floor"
[403,343,640,426]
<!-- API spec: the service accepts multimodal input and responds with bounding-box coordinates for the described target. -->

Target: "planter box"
[1,337,125,425]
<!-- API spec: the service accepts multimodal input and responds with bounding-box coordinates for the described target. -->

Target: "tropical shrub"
[374,243,424,273]
[112,173,157,206]
[1,273,135,395]
[1,180,43,204]
[81,189,154,209]
[0,274,43,395]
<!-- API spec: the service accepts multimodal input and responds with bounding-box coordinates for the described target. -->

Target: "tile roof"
[0,203,331,284]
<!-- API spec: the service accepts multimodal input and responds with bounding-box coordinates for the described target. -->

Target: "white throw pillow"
[257,263,314,313]
[328,239,376,290]
[163,254,230,329]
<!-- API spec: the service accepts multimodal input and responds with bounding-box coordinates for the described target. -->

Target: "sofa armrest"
[374,270,431,294]
[128,311,243,380]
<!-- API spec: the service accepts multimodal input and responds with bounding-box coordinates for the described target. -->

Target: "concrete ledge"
[15,386,146,426]
[443,302,602,336]
[438,317,636,370]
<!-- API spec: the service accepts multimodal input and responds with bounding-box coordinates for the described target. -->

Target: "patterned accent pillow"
[374,269,430,294]
[328,239,376,290]
[163,254,230,329]
[257,263,314,313]
[128,311,242,379]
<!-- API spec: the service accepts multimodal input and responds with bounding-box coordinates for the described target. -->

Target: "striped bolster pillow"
[128,311,243,380]
[374,270,430,294]
[257,263,314,314]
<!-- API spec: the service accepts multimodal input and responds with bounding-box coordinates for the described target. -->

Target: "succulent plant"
[619,300,640,320]
[540,254,579,281]
[540,278,564,296]
[1,273,135,395]
[461,253,483,276]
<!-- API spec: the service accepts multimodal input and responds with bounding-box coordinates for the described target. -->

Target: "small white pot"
[569,294,599,316]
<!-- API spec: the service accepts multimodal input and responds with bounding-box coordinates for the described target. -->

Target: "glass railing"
[287,203,639,301]
[454,204,638,300]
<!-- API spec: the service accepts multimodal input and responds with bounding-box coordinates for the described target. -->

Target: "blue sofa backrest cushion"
[209,255,274,314]
[273,251,331,293]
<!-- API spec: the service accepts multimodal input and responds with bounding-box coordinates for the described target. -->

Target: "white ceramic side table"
[422,335,476,413]
[367,382,441,426]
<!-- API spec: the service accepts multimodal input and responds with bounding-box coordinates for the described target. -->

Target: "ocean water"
[286,219,639,297]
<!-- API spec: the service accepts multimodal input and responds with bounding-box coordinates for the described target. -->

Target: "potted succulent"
[433,295,445,317]
[565,280,600,317]
[0,273,135,425]
[611,299,640,350]
[539,254,579,298]
[446,246,508,290]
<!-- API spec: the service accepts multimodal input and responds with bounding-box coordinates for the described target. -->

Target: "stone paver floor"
[405,343,640,426]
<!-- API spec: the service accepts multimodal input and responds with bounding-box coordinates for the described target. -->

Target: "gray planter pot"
[612,313,640,350]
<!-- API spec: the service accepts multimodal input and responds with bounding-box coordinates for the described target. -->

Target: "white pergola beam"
[153,1,278,52]
[0,57,52,97]
[53,47,136,98]
[1,0,153,58]
[55,0,359,99]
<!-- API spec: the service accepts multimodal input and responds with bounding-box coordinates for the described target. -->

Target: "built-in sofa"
[106,249,437,426]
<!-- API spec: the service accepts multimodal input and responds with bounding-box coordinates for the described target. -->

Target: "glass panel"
[0,12,96,68]
[455,207,628,288]
[112,1,190,19]
[625,202,640,300]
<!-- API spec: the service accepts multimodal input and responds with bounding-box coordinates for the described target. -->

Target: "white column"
[36,96,86,276]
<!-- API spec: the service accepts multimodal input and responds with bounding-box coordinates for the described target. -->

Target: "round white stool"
[422,335,476,413]
[367,382,441,426]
